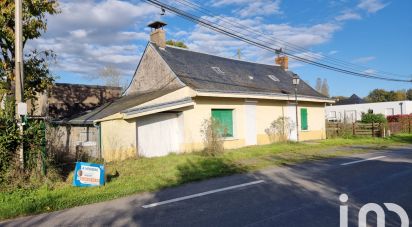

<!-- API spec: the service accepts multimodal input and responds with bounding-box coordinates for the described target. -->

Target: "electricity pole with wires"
[15,0,26,169]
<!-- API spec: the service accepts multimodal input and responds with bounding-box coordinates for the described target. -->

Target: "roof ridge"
[163,43,283,68]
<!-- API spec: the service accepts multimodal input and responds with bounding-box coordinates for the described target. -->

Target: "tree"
[315,78,322,92]
[320,78,330,97]
[366,89,389,102]
[97,65,126,89]
[331,96,348,101]
[0,0,59,105]
[0,0,59,175]
[393,89,406,101]
[166,40,188,49]
[407,89,412,100]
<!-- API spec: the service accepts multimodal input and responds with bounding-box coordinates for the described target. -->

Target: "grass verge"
[1,134,412,220]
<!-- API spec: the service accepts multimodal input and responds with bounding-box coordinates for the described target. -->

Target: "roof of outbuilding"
[66,87,179,125]
[335,94,365,105]
[153,44,327,99]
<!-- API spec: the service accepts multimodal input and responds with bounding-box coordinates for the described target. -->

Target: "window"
[300,108,308,130]
[267,75,280,82]
[211,67,225,75]
[212,109,233,137]
[330,111,336,118]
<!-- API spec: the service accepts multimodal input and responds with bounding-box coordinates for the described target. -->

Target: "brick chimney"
[148,21,167,48]
[275,56,289,70]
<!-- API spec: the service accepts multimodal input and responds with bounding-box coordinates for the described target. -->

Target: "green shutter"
[300,108,308,130]
[212,109,233,137]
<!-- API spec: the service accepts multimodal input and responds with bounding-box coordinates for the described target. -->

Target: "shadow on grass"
[106,170,119,183]
[389,134,412,143]
[176,157,248,184]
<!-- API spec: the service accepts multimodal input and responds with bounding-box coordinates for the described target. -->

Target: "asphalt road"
[2,147,412,227]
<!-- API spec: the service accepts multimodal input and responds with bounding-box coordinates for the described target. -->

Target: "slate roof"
[153,44,327,99]
[66,87,179,125]
[335,94,365,105]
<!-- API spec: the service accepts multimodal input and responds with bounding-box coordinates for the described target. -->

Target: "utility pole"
[15,0,25,168]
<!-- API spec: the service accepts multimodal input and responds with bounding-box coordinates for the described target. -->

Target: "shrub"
[200,118,224,156]
[361,113,387,123]
[387,114,412,123]
[265,117,295,142]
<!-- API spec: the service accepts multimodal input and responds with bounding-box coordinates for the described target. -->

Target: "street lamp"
[292,74,300,142]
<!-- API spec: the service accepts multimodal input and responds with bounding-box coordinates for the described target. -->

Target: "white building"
[326,100,412,123]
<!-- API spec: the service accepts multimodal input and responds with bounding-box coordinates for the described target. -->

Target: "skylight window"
[211,67,225,75]
[267,75,280,82]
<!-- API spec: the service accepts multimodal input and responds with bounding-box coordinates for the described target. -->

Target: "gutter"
[122,98,194,119]
[194,89,335,103]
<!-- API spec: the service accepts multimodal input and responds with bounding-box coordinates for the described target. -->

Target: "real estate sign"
[73,162,105,187]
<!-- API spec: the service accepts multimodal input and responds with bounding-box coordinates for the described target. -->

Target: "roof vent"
[267,75,280,82]
[211,67,225,75]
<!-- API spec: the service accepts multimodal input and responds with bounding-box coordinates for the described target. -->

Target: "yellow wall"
[101,96,327,160]
[298,101,327,140]
[101,119,137,162]
[181,97,326,152]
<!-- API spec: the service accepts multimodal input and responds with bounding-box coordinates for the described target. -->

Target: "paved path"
[2,147,412,227]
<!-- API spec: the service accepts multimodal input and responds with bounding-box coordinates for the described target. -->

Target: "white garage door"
[137,113,183,157]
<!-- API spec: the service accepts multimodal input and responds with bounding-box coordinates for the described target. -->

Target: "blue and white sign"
[73,162,105,187]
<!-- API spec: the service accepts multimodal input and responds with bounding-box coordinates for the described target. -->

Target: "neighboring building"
[74,21,333,161]
[29,83,122,159]
[326,100,412,123]
[335,94,365,105]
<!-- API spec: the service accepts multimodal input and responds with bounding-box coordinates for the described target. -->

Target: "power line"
[173,0,410,79]
[143,0,411,83]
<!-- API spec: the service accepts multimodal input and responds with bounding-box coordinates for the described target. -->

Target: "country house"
[73,21,333,161]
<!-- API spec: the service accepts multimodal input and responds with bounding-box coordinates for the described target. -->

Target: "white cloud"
[211,0,282,17]
[237,1,282,17]
[26,0,159,82]
[70,29,88,38]
[335,10,362,21]
[363,69,377,75]
[328,50,338,55]
[353,56,376,63]
[185,16,340,66]
[358,0,388,13]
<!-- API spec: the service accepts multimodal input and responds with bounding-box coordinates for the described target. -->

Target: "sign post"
[73,162,105,187]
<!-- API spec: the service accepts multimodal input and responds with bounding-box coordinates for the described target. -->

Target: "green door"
[301,108,308,130]
[212,109,233,137]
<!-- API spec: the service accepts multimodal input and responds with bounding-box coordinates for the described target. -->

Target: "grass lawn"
[1,134,412,220]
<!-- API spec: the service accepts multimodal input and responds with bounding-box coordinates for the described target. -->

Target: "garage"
[137,112,184,157]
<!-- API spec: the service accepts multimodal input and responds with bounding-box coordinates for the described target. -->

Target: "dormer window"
[211,67,225,75]
[267,75,279,82]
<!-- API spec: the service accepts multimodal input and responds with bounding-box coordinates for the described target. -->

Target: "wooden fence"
[326,122,383,138]
[387,121,412,135]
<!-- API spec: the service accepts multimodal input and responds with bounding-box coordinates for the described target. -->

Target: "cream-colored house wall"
[181,97,327,152]
[100,97,327,160]
[181,97,247,151]
[101,119,137,162]
[298,102,326,140]
[255,99,286,144]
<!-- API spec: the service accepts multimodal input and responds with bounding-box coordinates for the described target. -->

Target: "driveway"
[2,147,412,226]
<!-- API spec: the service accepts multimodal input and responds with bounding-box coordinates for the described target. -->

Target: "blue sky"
[27,0,412,97]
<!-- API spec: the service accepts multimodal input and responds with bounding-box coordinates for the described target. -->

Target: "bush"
[265,117,295,142]
[387,114,412,123]
[361,113,387,123]
[200,118,224,156]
